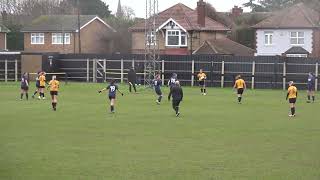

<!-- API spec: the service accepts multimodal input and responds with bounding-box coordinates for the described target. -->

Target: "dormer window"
[157,18,188,47]
[166,30,187,47]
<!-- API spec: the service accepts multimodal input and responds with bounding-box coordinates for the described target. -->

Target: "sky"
[104,0,250,18]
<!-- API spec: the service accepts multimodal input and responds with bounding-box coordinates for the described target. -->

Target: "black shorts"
[155,88,162,96]
[50,91,58,96]
[172,99,181,107]
[289,98,296,104]
[39,86,45,88]
[21,86,29,91]
[308,85,315,91]
[199,80,205,86]
[237,88,244,95]
[109,96,116,100]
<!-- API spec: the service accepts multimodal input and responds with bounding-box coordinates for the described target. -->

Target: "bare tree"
[121,5,135,20]
[0,0,61,16]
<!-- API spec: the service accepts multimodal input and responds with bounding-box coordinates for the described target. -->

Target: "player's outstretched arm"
[98,88,106,93]
[47,81,51,90]
[181,89,183,101]
[117,89,124,96]
[168,89,172,101]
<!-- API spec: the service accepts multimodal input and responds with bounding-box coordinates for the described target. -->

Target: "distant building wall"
[256,29,313,56]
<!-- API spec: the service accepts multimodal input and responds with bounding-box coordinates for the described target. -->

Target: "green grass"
[0,82,320,180]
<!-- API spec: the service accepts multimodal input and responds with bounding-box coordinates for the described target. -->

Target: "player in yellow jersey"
[233,75,246,104]
[197,69,207,95]
[38,71,46,100]
[48,75,60,111]
[286,81,298,117]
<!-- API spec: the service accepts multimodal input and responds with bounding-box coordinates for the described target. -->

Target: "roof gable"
[22,15,115,32]
[79,16,116,32]
[253,3,320,29]
[285,46,310,54]
[193,38,255,56]
[156,18,187,32]
[130,3,229,32]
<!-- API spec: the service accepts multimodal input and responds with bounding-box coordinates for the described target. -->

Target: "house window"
[166,30,187,47]
[64,33,70,44]
[52,33,71,44]
[264,32,273,45]
[181,32,187,46]
[146,31,156,45]
[31,33,44,44]
[290,32,304,45]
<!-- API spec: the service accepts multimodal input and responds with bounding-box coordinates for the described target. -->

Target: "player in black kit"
[168,81,183,117]
[153,74,163,105]
[98,79,124,113]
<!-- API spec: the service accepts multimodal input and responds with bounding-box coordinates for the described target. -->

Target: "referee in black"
[128,67,137,93]
[168,81,183,117]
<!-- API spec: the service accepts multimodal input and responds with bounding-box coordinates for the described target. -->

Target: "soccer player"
[167,73,178,100]
[233,75,246,104]
[98,79,124,113]
[168,81,183,117]
[38,71,46,100]
[167,73,177,88]
[286,81,298,117]
[307,72,315,103]
[197,69,207,95]
[128,67,137,93]
[32,71,41,98]
[153,74,163,104]
[48,75,60,111]
[20,72,29,100]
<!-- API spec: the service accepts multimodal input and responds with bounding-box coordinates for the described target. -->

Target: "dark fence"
[0,54,21,82]
[55,54,320,90]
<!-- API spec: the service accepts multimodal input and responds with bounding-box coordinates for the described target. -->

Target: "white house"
[253,3,320,57]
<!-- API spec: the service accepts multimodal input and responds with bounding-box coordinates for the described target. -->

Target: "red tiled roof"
[253,3,320,29]
[193,38,255,56]
[130,3,229,31]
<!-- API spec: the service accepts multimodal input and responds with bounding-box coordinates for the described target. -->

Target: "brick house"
[0,22,10,50]
[253,3,320,57]
[21,15,116,54]
[130,0,248,55]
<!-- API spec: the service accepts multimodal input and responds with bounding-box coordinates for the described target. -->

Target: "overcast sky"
[103,0,250,18]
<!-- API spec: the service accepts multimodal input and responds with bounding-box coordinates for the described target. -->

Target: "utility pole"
[77,0,81,53]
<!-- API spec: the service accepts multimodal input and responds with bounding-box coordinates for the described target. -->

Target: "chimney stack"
[197,0,206,27]
[231,6,243,17]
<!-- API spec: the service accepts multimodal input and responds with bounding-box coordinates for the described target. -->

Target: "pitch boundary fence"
[0,59,20,82]
[57,58,319,90]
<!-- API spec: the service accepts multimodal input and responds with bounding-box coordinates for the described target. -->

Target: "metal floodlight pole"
[144,0,159,87]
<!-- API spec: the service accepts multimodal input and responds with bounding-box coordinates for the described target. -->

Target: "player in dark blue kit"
[20,72,29,100]
[307,72,316,103]
[168,81,183,117]
[32,71,41,99]
[153,74,163,105]
[167,73,178,100]
[98,79,124,113]
[167,73,177,89]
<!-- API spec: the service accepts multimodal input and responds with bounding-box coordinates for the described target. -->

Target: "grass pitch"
[0,82,320,180]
